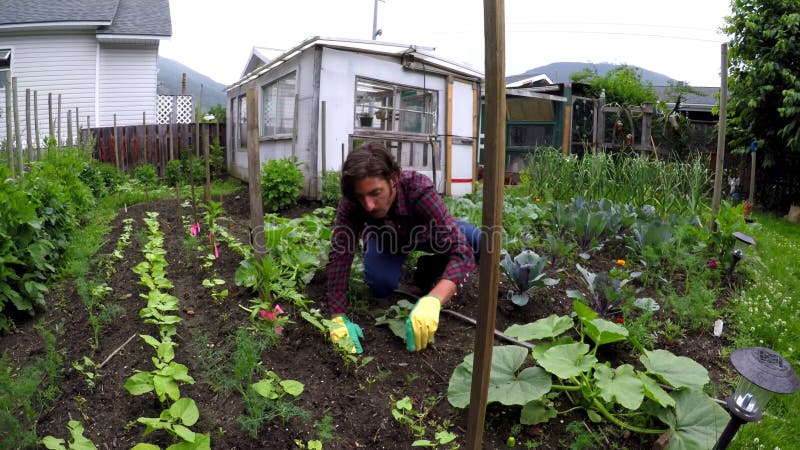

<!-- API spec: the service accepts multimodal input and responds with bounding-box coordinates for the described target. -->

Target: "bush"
[261,157,304,212]
[80,160,126,196]
[210,138,226,179]
[321,171,341,207]
[133,163,158,188]
[165,159,184,186]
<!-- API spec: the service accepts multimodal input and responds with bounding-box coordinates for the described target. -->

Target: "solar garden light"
[727,231,755,278]
[713,347,799,450]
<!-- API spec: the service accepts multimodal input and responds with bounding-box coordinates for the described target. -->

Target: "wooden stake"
[321,101,327,177]
[67,110,73,147]
[203,124,211,203]
[48,92,54,144]
[246,88,265,259]
[12,77,22,174]
[34,91,39,159]
[4,71,13,175]
[113,114,120,170]
[466,1,506,448]
[57,94,62,148]
[25,89,32,161]
[711,43,728,227]
[143,111,148,164]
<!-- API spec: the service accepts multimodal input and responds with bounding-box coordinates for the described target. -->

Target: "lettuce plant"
[500,250,559,306]
[447,302,729,449]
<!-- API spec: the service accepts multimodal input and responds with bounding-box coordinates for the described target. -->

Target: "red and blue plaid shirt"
[326,170,475,315]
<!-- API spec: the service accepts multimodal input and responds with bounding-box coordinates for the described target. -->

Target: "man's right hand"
[329,315,364,354]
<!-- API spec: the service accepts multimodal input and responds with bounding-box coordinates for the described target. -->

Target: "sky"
[160,0,732,88]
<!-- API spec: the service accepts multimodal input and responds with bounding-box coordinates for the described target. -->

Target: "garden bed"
[1,184,735,449]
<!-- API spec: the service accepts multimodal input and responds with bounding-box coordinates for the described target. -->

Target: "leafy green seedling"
[41,420,97,450]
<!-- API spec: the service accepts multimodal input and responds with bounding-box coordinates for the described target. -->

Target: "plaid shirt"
[326,170,475,315]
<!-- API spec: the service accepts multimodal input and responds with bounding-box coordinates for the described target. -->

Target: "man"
[326,142,480,353]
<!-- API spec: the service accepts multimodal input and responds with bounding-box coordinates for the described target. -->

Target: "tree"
[569,65,658,106]
[724,0,800,163]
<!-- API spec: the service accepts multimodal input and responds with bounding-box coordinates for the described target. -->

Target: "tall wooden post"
[711,43,728,221]
[113,114,120,170]
[196,84,203,157]
[749,144,756,205]
[25,89,32,161]
[33,91,39,159]
[203,125,211,203]
[246,88,265,259]
[4,71,12,175]
[57,94,62,147]
[75,107,80,147]
[143,111,148,164]
[466,1,506,448]
[12,77,22,174]
[48,92,54,143]
[67,110,73,147]
[321,101,327,177]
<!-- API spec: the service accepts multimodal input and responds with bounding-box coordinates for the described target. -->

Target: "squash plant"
[447,301,729,449]
[131,397,211,450]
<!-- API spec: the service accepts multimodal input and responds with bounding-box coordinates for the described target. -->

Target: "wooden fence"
[86,122,226,175]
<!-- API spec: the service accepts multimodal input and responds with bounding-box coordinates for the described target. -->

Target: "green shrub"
[165,159,184,186]
[321,171,341,207]
[261,157,303,212]
[133,163,158,188]
[187,158,205,184]
[80,160,126,196]
[210,138,226,179]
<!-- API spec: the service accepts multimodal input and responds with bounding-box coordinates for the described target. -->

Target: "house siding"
[98,43,158,127]
[0,31,97,146]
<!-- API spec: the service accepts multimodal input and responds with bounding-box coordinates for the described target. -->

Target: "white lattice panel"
[157,95,173,124]
[176,95,193,123]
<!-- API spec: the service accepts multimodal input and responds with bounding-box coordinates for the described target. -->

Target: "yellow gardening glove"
[405,295,441,351]
[329,315,364,354]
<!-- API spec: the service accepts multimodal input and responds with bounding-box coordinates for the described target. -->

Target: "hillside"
[158,56,227,110]
[507,62,676,86]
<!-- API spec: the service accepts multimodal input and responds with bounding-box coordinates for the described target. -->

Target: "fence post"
[4,71,12,175]
[12,77,23,175]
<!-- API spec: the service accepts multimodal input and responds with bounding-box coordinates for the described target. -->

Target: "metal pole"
[372,0,379,39]
[712,413,744,450]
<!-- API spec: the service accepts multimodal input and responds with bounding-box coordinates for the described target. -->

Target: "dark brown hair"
[341,142,401,202]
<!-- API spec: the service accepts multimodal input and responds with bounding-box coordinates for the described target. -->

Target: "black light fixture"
[728,231,756,278]
[713,347,799,449]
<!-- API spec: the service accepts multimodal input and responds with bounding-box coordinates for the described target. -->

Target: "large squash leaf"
[654,389,729,450]
[640,349,709,390]
[537,342,597,379]
[447,345,551,408]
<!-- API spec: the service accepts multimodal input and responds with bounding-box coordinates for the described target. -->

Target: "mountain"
[157,56,227,110]
[507,62,676,86]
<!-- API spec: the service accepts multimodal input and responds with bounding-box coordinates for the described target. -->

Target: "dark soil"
[0,182,733,449]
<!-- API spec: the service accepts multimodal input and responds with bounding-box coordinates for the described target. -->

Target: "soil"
[0,181,733,450]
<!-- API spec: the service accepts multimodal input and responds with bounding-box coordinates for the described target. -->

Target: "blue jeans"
[364,220,480,297]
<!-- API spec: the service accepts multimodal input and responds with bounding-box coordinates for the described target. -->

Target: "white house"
[0,0,171,146]
[225,36,483,199]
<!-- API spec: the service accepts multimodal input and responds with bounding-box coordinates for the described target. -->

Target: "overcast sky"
[160,0,732,88]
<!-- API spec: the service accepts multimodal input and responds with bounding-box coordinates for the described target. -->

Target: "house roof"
[0,0,171,37]
[228,36,484,91]
[654,86,718,112]
[241,46,286,78]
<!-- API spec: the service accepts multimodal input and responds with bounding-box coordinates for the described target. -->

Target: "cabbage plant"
[499,250,559,306]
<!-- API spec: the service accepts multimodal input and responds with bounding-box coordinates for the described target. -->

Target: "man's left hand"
[405,295,441,351]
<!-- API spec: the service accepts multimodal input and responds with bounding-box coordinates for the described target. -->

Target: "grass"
[726,212,800,449]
